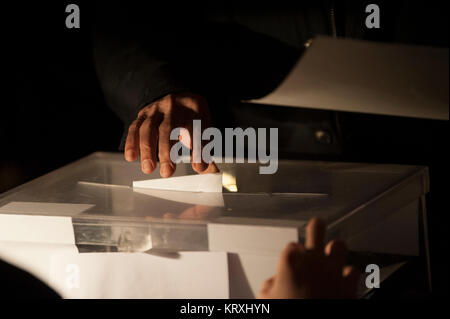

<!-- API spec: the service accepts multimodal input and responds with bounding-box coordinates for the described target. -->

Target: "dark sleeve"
[93,2,194,131]
[93,2,301,150]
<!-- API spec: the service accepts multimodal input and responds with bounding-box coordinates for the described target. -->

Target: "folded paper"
[133,173,223,193]
[0,201,94,216]
[133,188,224,207]
[250,36,449,120]
[0,214,76,244]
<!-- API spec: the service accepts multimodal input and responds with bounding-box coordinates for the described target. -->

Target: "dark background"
[1,1,448,297]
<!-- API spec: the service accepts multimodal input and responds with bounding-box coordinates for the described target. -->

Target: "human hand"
[258,218,360,299]
[124,92,219,177]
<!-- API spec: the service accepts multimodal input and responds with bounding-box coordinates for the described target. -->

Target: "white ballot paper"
[251,36,449,120]
[133,173,223,193]
[133,188,225,207]
[49,251,229,298]
[0,202,93,244]
[0,201,94,216]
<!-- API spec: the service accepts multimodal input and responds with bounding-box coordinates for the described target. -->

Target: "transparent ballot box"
[0,152,430,298]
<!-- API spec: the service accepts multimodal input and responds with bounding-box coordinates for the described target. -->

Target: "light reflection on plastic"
[222,172,238,192]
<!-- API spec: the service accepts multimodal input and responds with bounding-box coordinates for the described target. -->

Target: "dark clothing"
[0,259,60,299]
[93,2,338,149]
[91,1,439,149]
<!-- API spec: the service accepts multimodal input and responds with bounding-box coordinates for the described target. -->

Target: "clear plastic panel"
[0,152,429,252]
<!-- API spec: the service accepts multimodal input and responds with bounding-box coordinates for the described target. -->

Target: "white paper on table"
[0,201,94,216]
[48,251,229,299]
[0,215,77,245]
[0,201,94,244]
[133,173,223,193]
[208,221,301,255]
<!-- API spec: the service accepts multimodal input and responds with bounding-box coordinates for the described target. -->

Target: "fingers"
[305,218,326,251]
[124,117,144,162]
[277,242,305,277]
[325,240,347,268]
[192,159,208,173]
[200,162,220,174]
[341,266,361,298]
[259,276,275,296]
[158,119,176,178]
[125,93,213,178]
[163,212,177,219]
[139,117,158,174]
[187,120,209,174]
[178,205,215,220]
[191,134,208,173]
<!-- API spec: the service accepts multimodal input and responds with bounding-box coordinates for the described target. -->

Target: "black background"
[1,1,448,297]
